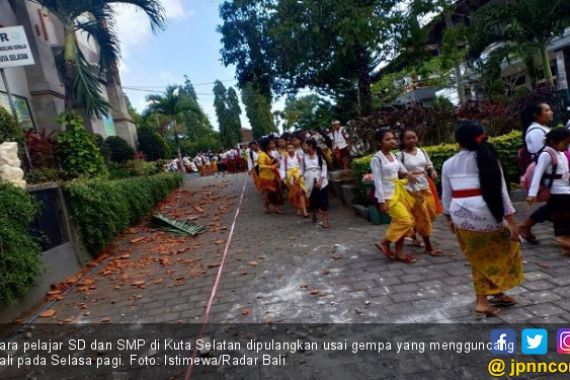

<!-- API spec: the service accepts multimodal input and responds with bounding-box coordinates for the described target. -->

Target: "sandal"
[374,243,395,259]
[474,306,500,317]
[426,248,444,257]
[394,254,416,264]
[490,295,517,307]
[320,223,330,229]
[518,225,539,244]
[405,237,423,247]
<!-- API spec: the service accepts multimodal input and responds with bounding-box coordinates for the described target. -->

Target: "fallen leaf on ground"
[39,309,57,318]
[153,278,164,285]
[248,261,258,267]
[331,254,342,260]
[101,317,111,323]
[129,237,145,244]
[215,240,225,245]
[309,289,321,296]
[242,308,250,316]
[131,280,145,287]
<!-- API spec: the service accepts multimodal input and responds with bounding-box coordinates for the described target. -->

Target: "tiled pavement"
[20,173,570,325]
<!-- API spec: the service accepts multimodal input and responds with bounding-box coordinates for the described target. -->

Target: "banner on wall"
[0,26,35,68]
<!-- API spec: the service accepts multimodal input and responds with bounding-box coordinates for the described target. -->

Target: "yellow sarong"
[285,167,306,208]
[456,228,524,295]
[410,189,438,237]
[385,179,416,242]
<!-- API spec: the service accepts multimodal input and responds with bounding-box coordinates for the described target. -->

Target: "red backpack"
[520,147,558,202]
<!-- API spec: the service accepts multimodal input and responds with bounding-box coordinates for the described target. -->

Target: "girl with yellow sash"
[371,129,417,264]
[258,138,284,214]
[280,143,310,217]
[398,129,443,256]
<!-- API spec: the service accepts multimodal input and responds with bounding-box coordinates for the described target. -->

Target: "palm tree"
[146,86,200,171]
[471,0,570,87]
[34,0,166,118]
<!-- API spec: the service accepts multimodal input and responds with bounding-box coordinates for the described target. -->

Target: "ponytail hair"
[455,120,504,223]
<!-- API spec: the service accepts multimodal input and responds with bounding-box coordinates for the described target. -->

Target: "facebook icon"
[491,329,517,355]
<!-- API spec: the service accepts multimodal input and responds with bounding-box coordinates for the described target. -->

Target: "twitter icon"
[522,329,548,355]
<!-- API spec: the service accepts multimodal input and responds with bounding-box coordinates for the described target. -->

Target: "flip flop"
[489,295,517,307]
[474,306,500,317]
[394,254,416,264]
[374,243,395,259]
[518,226,539,245]
[320,223,330,229]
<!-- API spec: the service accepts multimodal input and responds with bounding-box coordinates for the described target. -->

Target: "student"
[442,121,523,317]
[258,138,284,214]
[247,142,261,191]
[372,129,416,264]
[527,128,570,248]
[269,138,282,169]
[277,137,288,159]
[280,143,310,218]
[303,138,329,228]
[518,102,554,243]
[398,129,443,256]
[330,120,351,173]
[291,135,305,159]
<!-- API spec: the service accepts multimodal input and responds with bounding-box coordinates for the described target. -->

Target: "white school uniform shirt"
[525,122,551,155]
[371,151,407,203]
[528,150,570,197]
[279,153,303,182]
[441,150,515,232]
[270,149,281,164]
[330,127,348,150]
[398,149,433,191]
[303,153,328,196]
[296,148,305,159]
[247,150,258,171]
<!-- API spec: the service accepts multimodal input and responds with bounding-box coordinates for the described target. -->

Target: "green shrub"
[0,184,43,305]
[138,127,168,161]
[352,130,522,185]
[63,173,183,255]
[25,167,66,184]
[108,159,160,179]
[104,136,135,163]
[0,107,24,145]
[55,113,107,179]
[94,134,112,163]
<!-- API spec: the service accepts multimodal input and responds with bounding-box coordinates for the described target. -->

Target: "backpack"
[520,147,558,202]
[518,127,547,173]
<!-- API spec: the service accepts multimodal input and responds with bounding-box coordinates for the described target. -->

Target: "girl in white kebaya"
[303,138,329,228]
[280,143,309,217]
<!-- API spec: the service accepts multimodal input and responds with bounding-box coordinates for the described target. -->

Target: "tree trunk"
[63,26,77,114]
[444,13,466,105]
[173,118,184,173]
[354,43,373,116]
[540,47,555,87]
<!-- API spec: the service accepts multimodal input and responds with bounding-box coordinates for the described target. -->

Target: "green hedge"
[0,184,43,305]
[352,130,522,185]
[63,173,183,255]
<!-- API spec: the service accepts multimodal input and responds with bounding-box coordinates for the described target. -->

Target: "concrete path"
[18,173,569,325]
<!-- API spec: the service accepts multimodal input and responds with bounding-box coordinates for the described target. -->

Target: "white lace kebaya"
[442,150,515,232]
